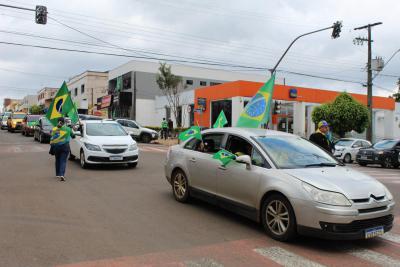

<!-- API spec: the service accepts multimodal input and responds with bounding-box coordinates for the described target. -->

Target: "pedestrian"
[161,118,168,140]
[309,120,333,153]
[168,118,174,138]
[49,117,75,181]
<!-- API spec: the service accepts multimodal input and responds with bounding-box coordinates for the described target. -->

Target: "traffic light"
[331,21,342,39]
[273,101,281,114]
[35,5,47,25]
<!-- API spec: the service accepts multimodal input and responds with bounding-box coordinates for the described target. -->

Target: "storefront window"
[276,102,294,134]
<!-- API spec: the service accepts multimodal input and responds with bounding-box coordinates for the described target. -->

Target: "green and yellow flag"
[178,126,202,141]
[236,74,275,128]
[66,100,79,124]
[46,82,75,126]
[213,149,236,166]
[213,110,228,128]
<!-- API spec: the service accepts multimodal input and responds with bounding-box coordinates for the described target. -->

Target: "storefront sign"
[100,95,112,109]
[197,98,207,111]
[289,88,298,98]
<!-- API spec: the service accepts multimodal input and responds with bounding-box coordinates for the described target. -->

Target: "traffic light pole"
[0,4,47,24]
[354,22,382,142]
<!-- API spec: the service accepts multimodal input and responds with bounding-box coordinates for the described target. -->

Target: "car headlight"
[335,148,344,152]
[84,142,101,151]
[129,143,138,151]
[302,182,352,206]
[377,151,384,155]
[383,186,393,201]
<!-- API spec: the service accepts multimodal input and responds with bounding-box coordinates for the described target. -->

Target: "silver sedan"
[164,128,395,241]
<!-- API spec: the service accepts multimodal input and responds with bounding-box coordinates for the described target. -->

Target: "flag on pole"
[213,149,236,166]
[236,75,275,128]
[46,82,75,126]
[213,110,228,128]
[178,126,202,141]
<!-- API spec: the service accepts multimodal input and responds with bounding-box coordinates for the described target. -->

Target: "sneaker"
[56,176,60,179]
[60,176,65,181]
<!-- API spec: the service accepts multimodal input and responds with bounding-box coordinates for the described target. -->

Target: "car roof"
[202,127,294,138]
[81,120,119,124]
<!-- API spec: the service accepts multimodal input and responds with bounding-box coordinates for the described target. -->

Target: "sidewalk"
[152,138,179,146]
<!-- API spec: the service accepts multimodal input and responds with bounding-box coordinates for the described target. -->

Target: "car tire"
[21,130,25,136]
[382,157,393,168]
[343,153,352,163]
[171,170,190,203]
[80,150,88,169]
[141,133,151,143]
[39,133,44,143]
[261,193,297,242]
[127,162,137,168]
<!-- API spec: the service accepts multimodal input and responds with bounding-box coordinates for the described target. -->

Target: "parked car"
[33,117,53,143]
[7,112,27,132]
[356,139,400,168]
[78,114,103,121]
[1,112,11,130]
[333,138,371,163]
[115,119,158,143]
[165,127,395,241]
[21,115,42,136]
[69,120,139,169]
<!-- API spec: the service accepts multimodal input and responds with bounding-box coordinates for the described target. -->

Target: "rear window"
[12,114,26,119]
[27,115,41,122]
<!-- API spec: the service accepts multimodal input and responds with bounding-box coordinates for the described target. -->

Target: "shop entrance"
[211,100,232,127]
[276,102,294,133]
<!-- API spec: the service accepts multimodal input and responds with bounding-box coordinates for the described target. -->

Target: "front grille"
[352,198,370,203]
[104,148,126,154]
[320,215,393,233]
[88,155,138,163]
[358,206,387,214]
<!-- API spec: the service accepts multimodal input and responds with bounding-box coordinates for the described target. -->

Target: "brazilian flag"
[178,126,202,141]
[213,110,228,128]
[236,74,275,128]
[213,149,236,166]
[46,82,75,126]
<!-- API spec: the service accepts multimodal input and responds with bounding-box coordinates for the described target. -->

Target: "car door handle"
[218,166,227,170]
[189,158,196,163]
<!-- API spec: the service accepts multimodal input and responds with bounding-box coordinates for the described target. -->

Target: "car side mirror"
[236,155,252,170]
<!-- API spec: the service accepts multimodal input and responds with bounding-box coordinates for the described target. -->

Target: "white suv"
[70,120,139,168]
[334,138,371,163]
[116,119,158,143]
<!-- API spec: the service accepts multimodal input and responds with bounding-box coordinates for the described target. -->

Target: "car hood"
[141,128,157,134]
[85,135,134,145]
[334,145,349,150]
[283,167,386,199]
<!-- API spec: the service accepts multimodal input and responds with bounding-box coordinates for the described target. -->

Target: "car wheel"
[141,134,151,143]
[80,150,88,169]
[21,130,25,136]
[261,194,297,242]
[39,133,44,143]
[127,162,137,168]
[343,153,352,163]
[382,157,392,168]
[172,170,190,203]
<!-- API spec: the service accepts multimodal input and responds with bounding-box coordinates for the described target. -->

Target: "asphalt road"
[0,129,399,267]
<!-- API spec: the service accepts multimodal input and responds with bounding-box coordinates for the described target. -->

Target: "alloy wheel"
[383,157,392,168]
[344,154,351,163]
[173,172,187,199]
[266,200,290,236]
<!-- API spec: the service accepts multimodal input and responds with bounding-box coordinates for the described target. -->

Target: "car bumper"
[334,152,345,159]
[292,198,395,240]
[85,149,139,164]
[356,154,384,164]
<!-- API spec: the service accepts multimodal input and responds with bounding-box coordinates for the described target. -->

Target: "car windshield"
[255,136,338,169]
[41,118,52,127]
[28,115,41,122]
[86,123,127,136]
[373,140,397,149]
[12,114,26,119]
[335,139,354,147]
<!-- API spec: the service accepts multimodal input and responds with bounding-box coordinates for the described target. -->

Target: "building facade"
[37,87,58,109]
[2,98,22,112]
[67,71,108,114]
[107,60,265,126]
[20,95,38,113]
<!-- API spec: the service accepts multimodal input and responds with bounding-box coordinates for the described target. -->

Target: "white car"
[70,120,139,168]
[116,119,158,143]
[334,138,371,163]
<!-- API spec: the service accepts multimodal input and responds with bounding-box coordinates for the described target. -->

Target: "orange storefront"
[194,80,395,136]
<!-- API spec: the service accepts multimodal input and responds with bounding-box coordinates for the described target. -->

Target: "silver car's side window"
[252,149,269,168]
[183,138,199,150]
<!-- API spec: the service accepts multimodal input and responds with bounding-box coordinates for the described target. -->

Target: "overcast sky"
[1,0,399,110]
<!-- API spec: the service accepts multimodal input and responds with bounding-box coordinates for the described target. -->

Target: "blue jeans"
[54,143,70,177]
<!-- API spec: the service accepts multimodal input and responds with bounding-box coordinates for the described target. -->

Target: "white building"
[20,95,38,113]
[67,71,108,114]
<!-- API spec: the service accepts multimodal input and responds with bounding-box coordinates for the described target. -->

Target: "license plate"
[365,226,384,239]
[109,156,123,161]
[360,156,368,160]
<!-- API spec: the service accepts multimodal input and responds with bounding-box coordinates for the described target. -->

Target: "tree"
[29,104,43,114]
[392,78,400,102]
[156,62,186,127]
[312,92,369,138]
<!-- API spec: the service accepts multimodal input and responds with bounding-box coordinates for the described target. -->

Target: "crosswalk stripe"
[185,258,224,267]
[381,232,400,244]
[348,248,400,267]
[254,247,325,267]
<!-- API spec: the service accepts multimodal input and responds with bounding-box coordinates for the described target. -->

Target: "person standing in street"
[161,118,168,140]
[49,117,75,181]
[168,118,174,138]
[309,120,333,153]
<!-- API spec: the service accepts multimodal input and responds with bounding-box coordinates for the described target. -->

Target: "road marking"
[381,232,400,243]
[254,246,326,267]
[185,258,224,267]
[348,248,400,267]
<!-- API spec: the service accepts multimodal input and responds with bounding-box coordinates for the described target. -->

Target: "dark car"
[33,117,53,143]
[356,139,400,168]
[21,115,42,136]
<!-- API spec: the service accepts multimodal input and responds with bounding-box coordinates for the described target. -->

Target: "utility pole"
[354,22,382,142]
